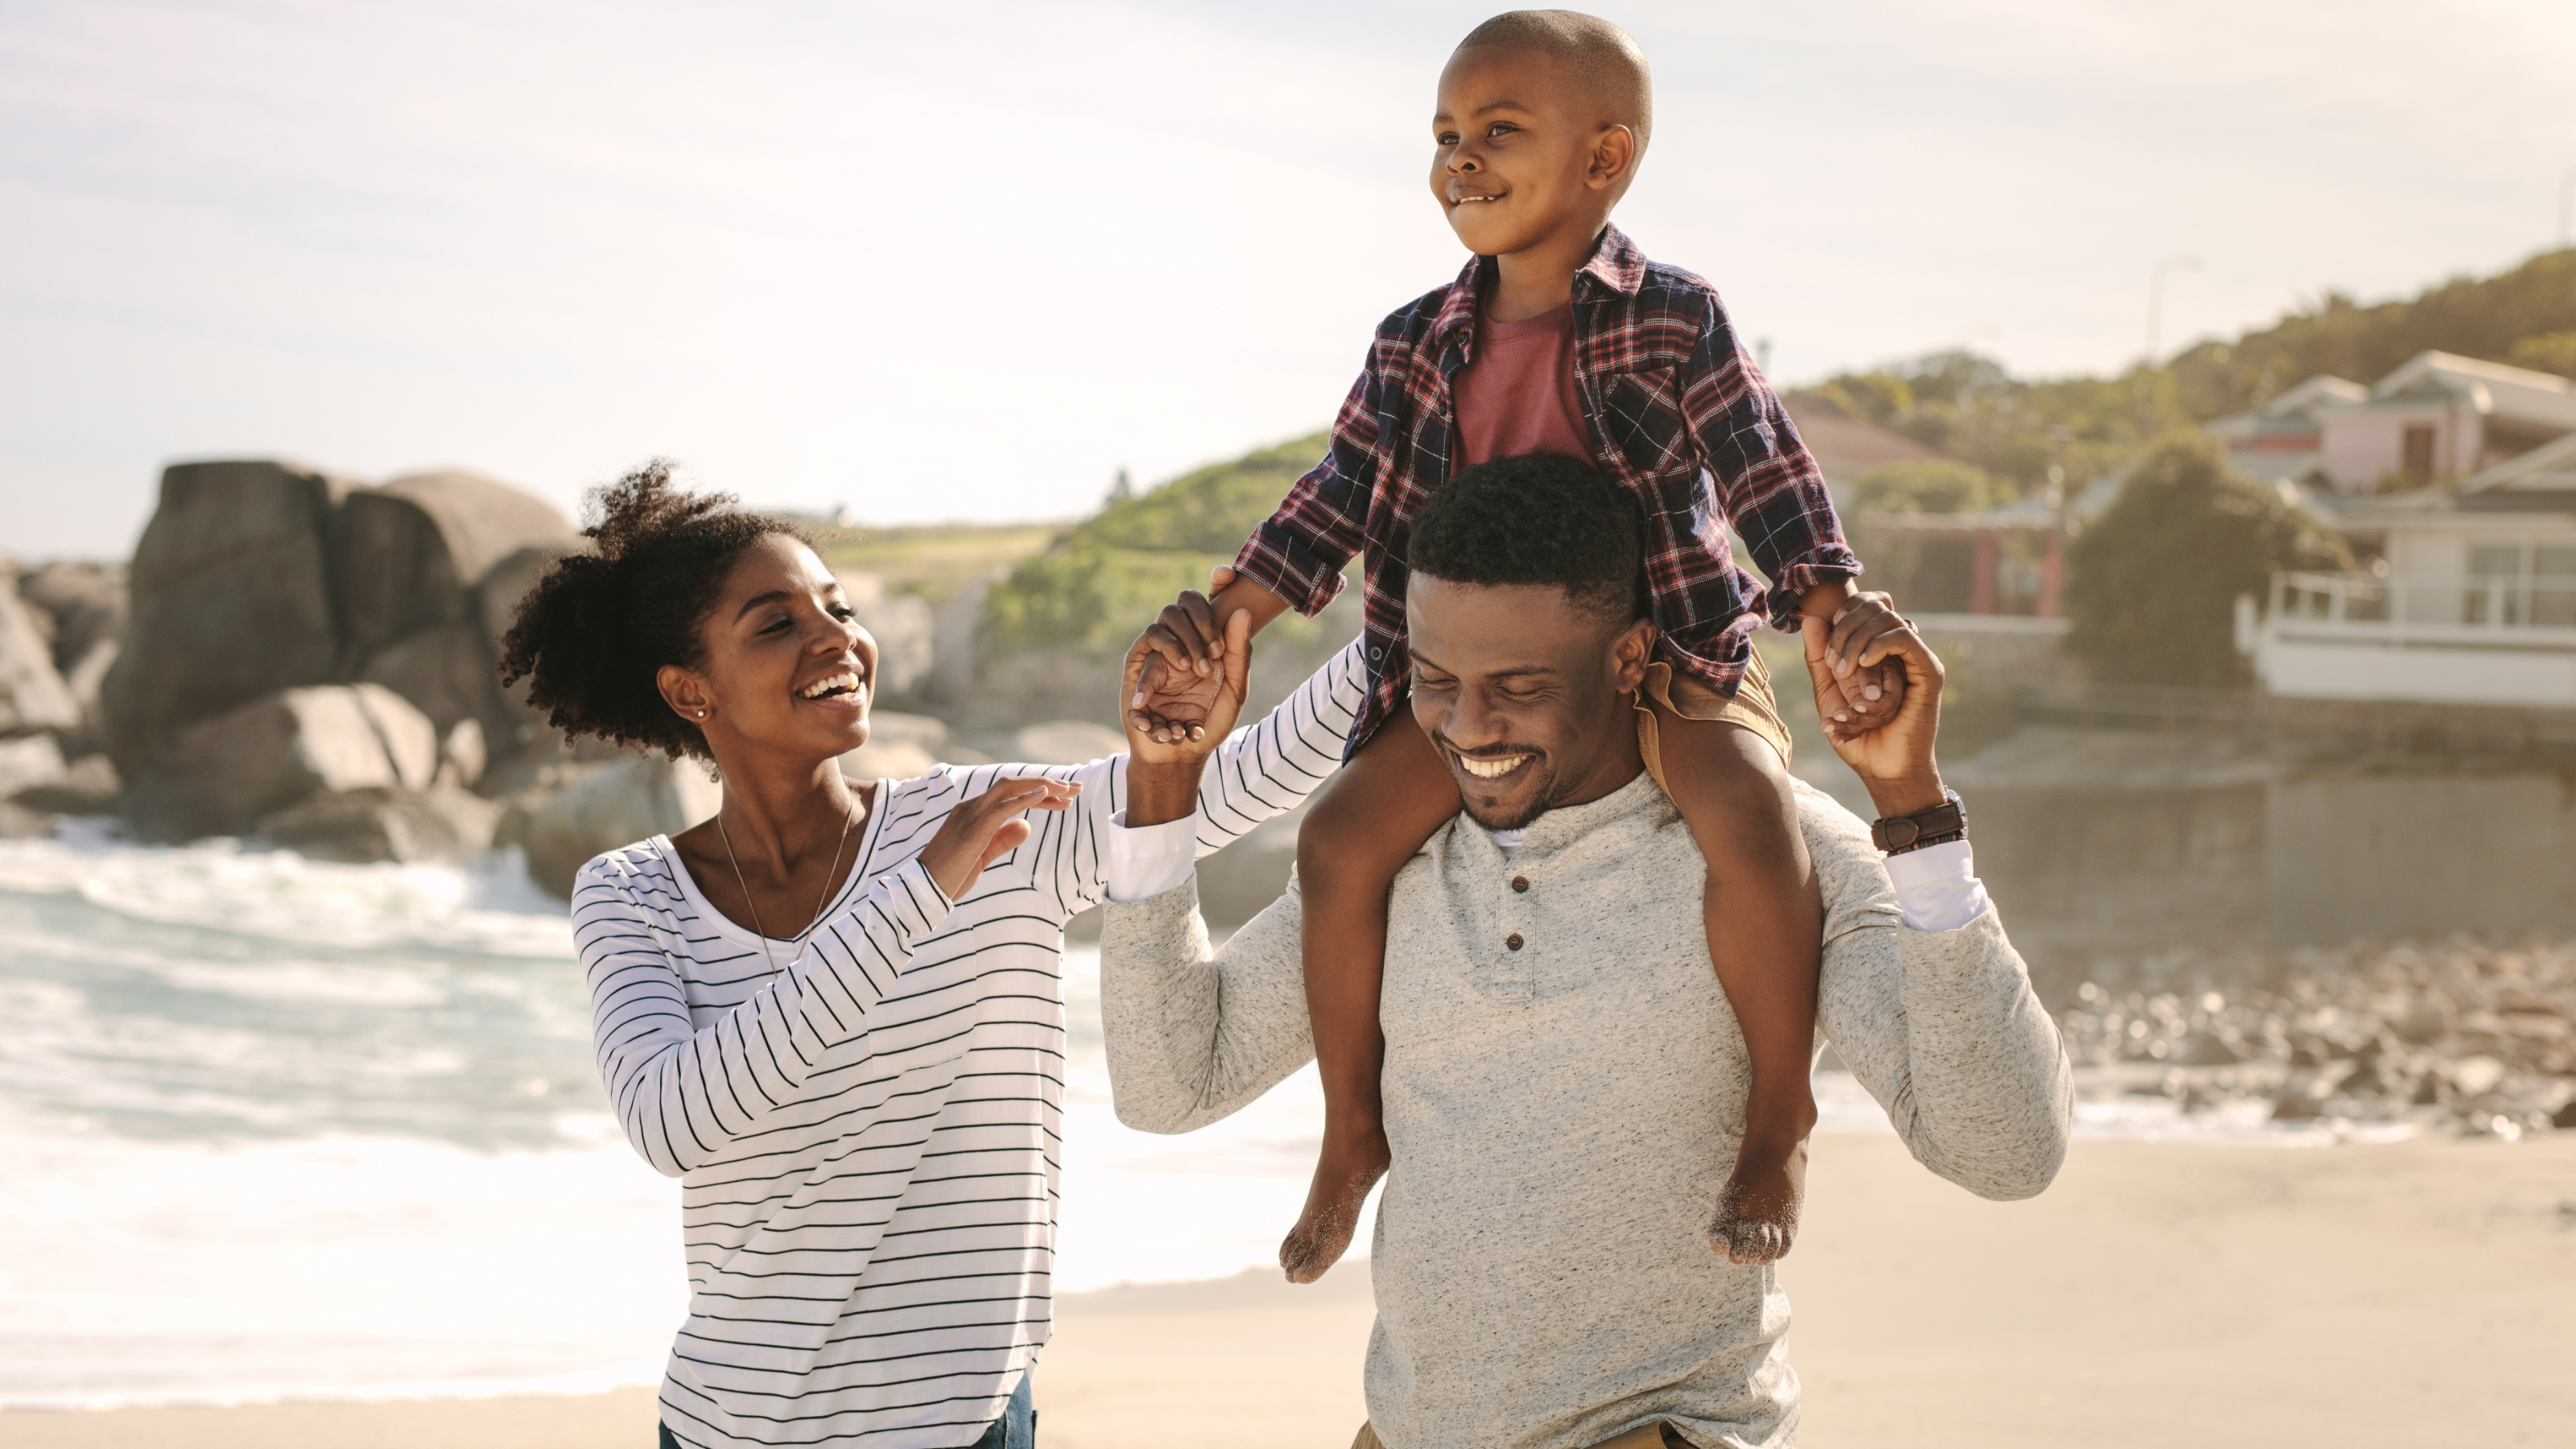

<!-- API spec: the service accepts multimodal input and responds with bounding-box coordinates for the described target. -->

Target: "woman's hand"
[1802,613,1949,819]
[919,776,1081,900]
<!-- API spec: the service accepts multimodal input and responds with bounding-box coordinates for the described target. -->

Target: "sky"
[3,0,2573,557]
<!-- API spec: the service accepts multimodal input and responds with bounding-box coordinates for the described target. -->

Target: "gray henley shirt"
[1099,771,2071,1449]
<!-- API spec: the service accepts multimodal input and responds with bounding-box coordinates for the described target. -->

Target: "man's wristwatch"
[1871,790,1967,855]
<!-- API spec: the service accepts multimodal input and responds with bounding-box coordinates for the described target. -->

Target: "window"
[2536,545,2576,628]
[2466,543,2519,625]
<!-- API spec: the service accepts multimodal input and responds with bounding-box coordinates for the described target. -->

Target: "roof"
[1780,395,1944,482]
[2460,428,2576,494]
[2359,351,2576,431]
[2204,374,2368,440]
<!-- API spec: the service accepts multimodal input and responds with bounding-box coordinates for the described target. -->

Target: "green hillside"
[982,432,1333,656]
[2168,247,2576,418]
[1802,247,2576,510]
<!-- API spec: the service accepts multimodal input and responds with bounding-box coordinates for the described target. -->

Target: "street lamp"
[2145,256,2202,366]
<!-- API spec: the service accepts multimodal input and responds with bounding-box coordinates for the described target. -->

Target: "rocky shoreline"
[2048,935,2576,1137]
[0,459,1119,894]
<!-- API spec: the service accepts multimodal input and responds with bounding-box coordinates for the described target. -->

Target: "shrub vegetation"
[2063,436,2350,688]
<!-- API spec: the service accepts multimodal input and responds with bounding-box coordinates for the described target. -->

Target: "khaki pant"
[1351,1421,1682,1449]
[1633,646,1793,798]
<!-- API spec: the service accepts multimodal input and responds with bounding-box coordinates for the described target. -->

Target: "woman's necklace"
[716,801,857,978]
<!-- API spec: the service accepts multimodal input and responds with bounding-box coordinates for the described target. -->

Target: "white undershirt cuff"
[1880,839,1990,932]
[1104,809,1200,902]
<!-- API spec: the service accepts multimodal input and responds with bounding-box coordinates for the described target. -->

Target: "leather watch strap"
[1871,790,1967,854]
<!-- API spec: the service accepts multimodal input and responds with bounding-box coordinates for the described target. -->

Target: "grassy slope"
[814,522,1062,605]
[981,432,1336,658]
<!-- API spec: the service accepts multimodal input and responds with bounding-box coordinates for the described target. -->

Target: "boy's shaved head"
[1455,10,1653,154]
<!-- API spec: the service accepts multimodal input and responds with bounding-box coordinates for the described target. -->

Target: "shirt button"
[1505,933,1525,951]
[1511,876,1530,893]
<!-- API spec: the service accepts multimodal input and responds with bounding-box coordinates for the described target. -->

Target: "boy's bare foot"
[1281,1126,1391,1282]
[1708,1133,1809,1265]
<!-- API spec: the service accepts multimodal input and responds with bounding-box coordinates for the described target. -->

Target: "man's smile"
[1452,749,1535,780]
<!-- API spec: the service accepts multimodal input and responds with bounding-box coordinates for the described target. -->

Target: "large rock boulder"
[99,461,355,771]
[360,622,504,740]
[338,471,582,658]
[0,571,80,735]
[128,683,439,841]
[0,734,67,800]
[339,473,585,767]
[835,572,935,699]
[16,560,128,679]
[258,786,503,864]
[521,753,722,898]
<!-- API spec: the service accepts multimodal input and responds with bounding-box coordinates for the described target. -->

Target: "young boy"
[1132,10,1913,1280]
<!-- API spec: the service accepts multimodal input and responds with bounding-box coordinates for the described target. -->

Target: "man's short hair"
[1457,10,1653,155]
[1406,453,1648,625]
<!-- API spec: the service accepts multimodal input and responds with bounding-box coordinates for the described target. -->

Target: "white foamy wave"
[0,828,575,959]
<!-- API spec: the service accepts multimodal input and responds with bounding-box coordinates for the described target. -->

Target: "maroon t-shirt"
[1451,301,1590,467]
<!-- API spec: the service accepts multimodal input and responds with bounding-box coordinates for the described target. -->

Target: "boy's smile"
[1429,43,1637,310]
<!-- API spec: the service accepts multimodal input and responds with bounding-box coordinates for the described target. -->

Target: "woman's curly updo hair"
[498,460,814,762]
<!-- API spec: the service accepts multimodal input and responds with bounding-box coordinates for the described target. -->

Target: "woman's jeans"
[656,1372,1033,1447]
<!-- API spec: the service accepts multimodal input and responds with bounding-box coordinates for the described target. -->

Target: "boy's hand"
[1801,613,1944,808]
[1814,592,1909,735]
[1127,573,1248,745]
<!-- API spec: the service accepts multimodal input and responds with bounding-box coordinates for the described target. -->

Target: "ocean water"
[0,828,2390,1410]
[0,829,1348,1410]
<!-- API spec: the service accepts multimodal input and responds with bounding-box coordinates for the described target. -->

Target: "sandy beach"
[11,1131,2572,1449]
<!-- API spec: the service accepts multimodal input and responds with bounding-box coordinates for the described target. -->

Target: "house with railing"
[2243,428,2576,707]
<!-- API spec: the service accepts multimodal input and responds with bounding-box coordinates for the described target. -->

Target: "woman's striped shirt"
[573,642,1364,1447]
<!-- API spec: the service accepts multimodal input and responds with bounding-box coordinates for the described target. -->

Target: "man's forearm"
[1862,766,1950,823]
[1126,759,1204,828]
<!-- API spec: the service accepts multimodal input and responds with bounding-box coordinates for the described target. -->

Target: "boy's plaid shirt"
[1232,225,1861,755]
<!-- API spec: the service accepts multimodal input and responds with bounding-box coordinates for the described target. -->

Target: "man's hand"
[1801,612,1947,819]
[1122,604,1252,826]
[1129,567,1289,743]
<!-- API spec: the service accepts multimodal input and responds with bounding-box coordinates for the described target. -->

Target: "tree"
[1846,459,2006,516]
[2063,436,2350,688]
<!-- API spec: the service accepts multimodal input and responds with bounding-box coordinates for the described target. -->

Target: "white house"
[2202,374,2367,487]
[2246,429,2576,707]
[2211,352,2576,496]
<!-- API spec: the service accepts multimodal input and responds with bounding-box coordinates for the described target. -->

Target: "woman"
[498,466,1360,1448]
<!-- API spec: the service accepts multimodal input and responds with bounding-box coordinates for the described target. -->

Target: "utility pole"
[2140,257,2200,442]
[2145,256,2201,367]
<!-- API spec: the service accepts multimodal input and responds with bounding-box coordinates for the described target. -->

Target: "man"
[1101,455,2071,1449]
